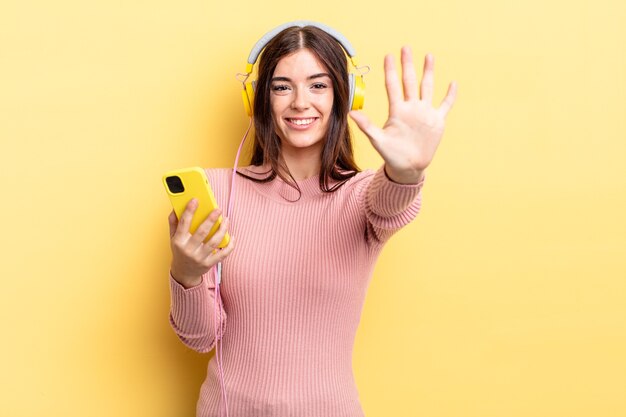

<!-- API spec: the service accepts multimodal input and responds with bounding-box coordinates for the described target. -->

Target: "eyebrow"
[271,73,331,82]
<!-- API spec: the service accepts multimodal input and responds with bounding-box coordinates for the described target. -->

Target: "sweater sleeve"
[357,165,425,247]
[169,267,227,353]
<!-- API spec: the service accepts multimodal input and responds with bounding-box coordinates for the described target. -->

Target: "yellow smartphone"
[162,167,230,248]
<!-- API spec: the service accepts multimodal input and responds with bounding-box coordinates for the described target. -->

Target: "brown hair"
[238,25,360,198]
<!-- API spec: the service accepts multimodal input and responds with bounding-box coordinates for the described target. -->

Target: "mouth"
[284,117,319,129]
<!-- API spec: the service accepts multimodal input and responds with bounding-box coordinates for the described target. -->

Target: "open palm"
[349,47,457,184]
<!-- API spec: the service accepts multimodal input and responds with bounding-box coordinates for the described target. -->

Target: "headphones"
[240,20,367,117]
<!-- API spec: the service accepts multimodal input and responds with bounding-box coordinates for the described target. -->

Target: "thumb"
[349,110,384,145]
[168,210,178,238]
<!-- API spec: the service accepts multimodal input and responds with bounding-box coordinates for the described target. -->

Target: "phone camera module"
[166,176,185,194]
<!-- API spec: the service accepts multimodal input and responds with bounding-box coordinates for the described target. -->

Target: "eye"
[311,83,327,90]
[271,84,291,95]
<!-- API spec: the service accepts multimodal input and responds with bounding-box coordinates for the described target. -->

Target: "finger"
[168,210,178,238]
[188,208,222,249]
[438,81,458,117]
[174,198,198,239]
[384,54,403,110]
[349,111,385,146]
[401,46,419,101]
[205,235,236,265]
[202,216,230,256]
[420,53,435,103]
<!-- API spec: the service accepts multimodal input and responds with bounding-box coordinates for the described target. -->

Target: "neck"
[279,146,322,180]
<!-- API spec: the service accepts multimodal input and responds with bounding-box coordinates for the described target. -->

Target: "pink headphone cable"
[213,117,253,417]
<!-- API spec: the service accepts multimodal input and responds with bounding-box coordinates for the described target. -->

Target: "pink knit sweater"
[169,164,424,417]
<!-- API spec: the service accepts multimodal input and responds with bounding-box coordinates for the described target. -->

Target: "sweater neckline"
[238,164,329,203]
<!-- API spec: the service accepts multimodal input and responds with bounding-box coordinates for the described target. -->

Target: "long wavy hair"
[238,25,360,197]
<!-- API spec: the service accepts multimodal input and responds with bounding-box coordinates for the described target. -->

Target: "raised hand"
[349,46,457,184]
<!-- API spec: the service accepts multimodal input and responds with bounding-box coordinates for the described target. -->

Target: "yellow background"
[1,0,625,416]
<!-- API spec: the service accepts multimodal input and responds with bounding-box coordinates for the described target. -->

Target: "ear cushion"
[348,73,356,112]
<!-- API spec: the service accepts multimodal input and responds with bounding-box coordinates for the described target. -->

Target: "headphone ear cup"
[351,74,365,111]
[348,73,356,111]
[243,80,256,117]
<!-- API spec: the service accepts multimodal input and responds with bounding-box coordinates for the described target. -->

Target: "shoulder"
[200,167,235,194]
[203,167,232,181]
[203,164,271,189]
[340,167,378,194]
[349,168,377,184]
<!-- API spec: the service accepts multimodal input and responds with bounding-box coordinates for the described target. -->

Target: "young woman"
[167,22,457,417]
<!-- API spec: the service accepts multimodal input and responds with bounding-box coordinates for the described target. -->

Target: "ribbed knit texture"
[169,164,425,417]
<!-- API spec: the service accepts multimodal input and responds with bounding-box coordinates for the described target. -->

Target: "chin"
[284,139,324,150]
[279,131,326,149]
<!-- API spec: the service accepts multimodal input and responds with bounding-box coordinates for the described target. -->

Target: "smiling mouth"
[285,117,318,126]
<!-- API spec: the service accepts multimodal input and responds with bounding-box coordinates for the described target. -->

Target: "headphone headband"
[241,21,365,116]
[245,20,357,73]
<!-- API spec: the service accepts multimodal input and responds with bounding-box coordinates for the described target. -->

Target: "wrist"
[384,165,424,184]
[170,267,202,289]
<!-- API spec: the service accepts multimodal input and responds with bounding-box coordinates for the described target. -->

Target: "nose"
[290,86,310,110]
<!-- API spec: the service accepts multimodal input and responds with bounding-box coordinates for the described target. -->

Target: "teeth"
[288,118,315,126]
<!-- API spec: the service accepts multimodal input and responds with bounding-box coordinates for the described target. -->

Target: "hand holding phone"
[163,167,230,248]
[163,167,234,287]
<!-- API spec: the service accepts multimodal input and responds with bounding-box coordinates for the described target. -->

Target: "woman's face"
[270,48,334,156]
